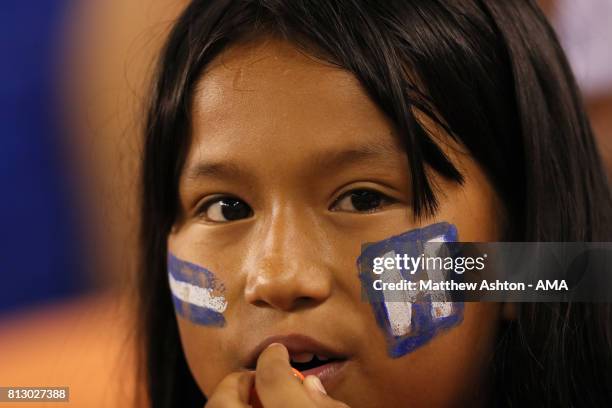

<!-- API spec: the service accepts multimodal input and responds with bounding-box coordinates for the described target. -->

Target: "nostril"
[251,299,269,308]
[292,296,322,310]
[296,296,314,304]
[244,264,332,311]
[249,295,319,311]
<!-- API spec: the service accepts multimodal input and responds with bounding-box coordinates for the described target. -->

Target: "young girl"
[138,1,612,406]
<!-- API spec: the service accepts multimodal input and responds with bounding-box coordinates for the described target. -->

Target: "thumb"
[303,376,350,408]
[303,375,328,401]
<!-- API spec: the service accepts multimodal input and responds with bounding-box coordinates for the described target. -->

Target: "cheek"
[350,220,501,405]
[433,154,505,242]
[165,247,244,396]
[365,302,499,407]
[176,318,236,396]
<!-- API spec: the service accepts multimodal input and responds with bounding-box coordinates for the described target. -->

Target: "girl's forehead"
[188,39,401,167]
[200,38,348,90]
[192,38,367,117]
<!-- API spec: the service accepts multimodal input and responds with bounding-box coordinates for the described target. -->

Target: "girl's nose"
[243,208,333,311]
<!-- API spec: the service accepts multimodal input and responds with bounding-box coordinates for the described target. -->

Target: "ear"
[501,302,518,320]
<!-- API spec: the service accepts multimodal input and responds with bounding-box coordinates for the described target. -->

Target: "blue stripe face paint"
[357,222,464,358]
[167,252,228,327]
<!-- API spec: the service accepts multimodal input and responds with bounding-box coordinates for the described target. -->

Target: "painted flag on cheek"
[357,222,464,358]
[167,253,228,327]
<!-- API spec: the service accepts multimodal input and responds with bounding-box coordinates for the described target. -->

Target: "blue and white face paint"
[167,253,228,327]
[357,222,463,358]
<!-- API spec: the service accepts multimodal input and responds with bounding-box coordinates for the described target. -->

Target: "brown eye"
[331,189,394,213]
[201,197,253,222]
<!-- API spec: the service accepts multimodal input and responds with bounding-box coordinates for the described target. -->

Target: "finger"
[206,371,254,408]
[303,376,350,408]
[255,343,313,408]
[303,375,327,397]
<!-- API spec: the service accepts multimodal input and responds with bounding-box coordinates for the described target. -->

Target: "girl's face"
[168,39,504,407]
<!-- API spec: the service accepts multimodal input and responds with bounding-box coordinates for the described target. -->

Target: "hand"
[205,343,350,407]
[253,343,350,408]
[205,371,254,408]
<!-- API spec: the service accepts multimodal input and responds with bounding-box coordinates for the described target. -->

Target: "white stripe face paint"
[423,235,452,319]
[379,250,414,337]
[379,235,453,337]
[168,273,228,313]
[167,253,228,326]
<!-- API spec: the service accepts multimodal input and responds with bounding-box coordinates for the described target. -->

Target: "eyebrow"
[185,162,250,182]
[184,140,401,181]
[309,141,401,173]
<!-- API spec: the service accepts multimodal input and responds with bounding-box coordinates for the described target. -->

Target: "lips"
[245,334,349,387]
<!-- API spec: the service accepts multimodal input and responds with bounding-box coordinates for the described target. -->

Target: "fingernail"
[267,342,286,351]
[306,375,327,395]
[266,343,288,357]
[267,342,282,348]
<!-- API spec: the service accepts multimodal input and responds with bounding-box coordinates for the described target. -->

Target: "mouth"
[246,334,349,386]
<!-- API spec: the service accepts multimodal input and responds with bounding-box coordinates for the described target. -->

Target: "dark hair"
[139,0,612,406]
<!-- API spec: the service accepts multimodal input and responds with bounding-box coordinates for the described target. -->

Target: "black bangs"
[149,0,468,221]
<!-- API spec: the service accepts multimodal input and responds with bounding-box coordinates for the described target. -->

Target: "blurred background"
[0,0,610,406]
[0,1,187,406]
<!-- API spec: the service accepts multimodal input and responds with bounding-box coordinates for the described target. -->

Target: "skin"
[168,38,505,407]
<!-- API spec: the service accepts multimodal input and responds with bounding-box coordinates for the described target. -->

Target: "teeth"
[290,353,314,363]
[316,355,329,361]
